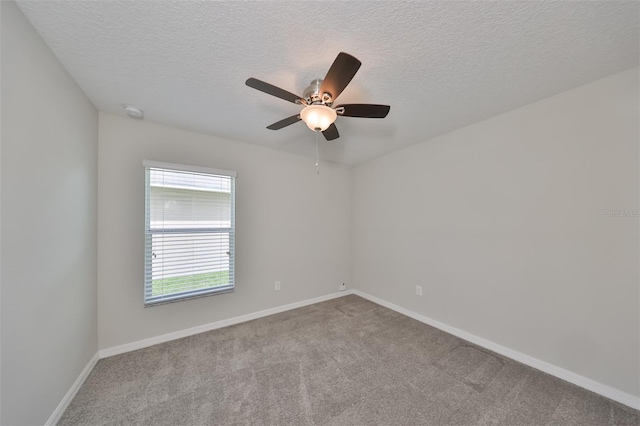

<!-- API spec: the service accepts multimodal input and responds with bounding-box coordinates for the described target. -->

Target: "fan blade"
[337,104,390,118]
[320,52,361,101]
[266,115,301,130]
[322,123,340,141]
[245,78,302,104]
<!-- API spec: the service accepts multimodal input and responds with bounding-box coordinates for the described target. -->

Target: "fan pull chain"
[315,132,320,174]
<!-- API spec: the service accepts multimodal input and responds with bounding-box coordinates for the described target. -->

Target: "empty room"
[1,1,639,425]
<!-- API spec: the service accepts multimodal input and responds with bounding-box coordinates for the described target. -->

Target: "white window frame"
[143,160,236,306]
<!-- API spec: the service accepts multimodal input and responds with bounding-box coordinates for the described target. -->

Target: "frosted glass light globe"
[300,105,337,132]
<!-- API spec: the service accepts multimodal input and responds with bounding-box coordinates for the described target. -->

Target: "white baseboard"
[352,289,640,410]
[48,288,638,425]
[47,291,353,424]
[99,290,353,358]
[45,352,99,426]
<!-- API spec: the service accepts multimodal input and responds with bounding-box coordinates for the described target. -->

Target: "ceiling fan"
[245,52,390,141]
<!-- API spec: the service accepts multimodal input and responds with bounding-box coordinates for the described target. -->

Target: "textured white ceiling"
[16,1,639,165]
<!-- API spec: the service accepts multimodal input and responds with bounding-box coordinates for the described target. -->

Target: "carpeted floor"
[60,295,639,425]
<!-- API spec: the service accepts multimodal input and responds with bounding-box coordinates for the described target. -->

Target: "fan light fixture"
[300,105,337,132]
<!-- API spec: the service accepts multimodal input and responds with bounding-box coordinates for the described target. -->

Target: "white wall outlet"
[416,285,422,296]
[339,283,346,291]
[275,281,281,291]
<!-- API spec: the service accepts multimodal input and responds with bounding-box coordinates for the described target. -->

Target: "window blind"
[144,161,236,306]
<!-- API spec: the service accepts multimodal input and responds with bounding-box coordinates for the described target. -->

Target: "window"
[144,161,236,306]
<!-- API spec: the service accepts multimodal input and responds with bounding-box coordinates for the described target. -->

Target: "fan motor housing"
[303,79,332,105]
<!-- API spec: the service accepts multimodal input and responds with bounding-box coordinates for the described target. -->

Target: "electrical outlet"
[416,285,422,296]
[275,281,281,291]
[339,283,346,291]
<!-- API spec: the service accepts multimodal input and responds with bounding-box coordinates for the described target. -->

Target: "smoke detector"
[123,104,144,119]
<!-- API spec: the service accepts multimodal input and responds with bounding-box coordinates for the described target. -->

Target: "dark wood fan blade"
[337,104,390,118]
[319,53,361,102]
[245,78,302,104]
[322,123,340,141]
[266,115,301,130]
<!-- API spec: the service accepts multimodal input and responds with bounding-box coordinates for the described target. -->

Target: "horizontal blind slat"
[144,164,235,305]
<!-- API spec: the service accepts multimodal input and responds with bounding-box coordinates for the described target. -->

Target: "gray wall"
[0,2,99,424]
[353,68,639,397]
[98,113,352,349]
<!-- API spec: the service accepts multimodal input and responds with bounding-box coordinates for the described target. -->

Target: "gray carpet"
[60,295,639,425]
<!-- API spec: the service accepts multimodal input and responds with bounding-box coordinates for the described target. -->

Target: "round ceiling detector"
[123,104,144,119]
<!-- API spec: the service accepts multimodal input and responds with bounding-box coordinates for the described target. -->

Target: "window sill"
[144,285,234,307]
